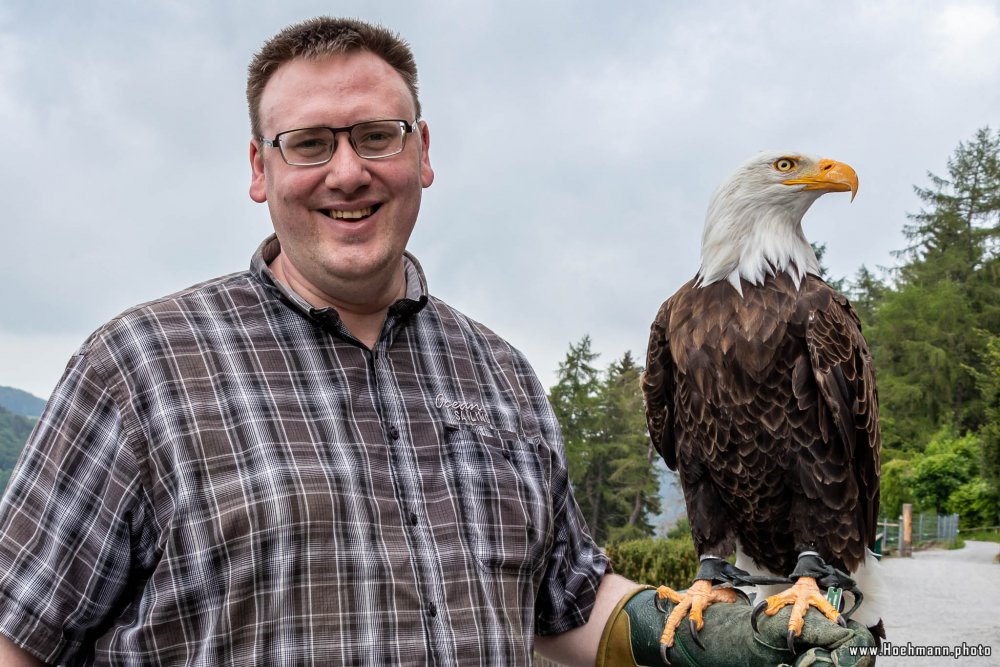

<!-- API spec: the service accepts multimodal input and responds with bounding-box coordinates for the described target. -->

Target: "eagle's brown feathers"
[643,271,880,576]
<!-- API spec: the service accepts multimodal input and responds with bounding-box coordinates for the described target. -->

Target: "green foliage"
[868,127,1000,446]
[879,457,915,519]
[845,265,887,328]
[0,405,35,492]
[858,127,1000,526]
[549,335,602,482]
[957,527,1000,543]
[549,338,660,544]
[601,352,661,536]
[870,280,984,442]
[974,335,1000,505]
[910,428,981,513]
[604,533,699,586]
[947,478,999,529]
[899,127,1000,285]
[666,516,691,540]
[811,242,845,291]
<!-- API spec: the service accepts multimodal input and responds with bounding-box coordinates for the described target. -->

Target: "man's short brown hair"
[247,17,421,138]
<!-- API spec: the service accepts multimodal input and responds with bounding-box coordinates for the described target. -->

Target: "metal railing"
[877,511,959,555]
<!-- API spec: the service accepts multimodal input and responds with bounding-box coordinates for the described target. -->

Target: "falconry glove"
[597,587,877,667]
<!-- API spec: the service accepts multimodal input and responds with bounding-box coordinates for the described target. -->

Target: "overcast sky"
[2,0,999,399]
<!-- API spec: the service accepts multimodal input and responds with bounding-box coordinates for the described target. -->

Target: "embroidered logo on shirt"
[435,394,492,425]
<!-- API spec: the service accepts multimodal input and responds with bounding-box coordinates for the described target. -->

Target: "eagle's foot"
[657,579,740,657]
[750,576,843,652]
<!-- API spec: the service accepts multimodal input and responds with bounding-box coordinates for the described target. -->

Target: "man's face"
[249,51,434,301]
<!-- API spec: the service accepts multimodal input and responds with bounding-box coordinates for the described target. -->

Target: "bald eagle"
[642,152,884,659]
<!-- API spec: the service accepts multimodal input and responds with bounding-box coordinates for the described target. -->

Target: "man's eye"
[286,135,332,156]
[359,132,390,145]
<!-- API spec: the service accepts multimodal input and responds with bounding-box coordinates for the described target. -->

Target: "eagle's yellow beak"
[783,159,859,202]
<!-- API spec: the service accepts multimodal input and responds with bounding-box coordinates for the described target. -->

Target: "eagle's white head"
[696,151,859,295]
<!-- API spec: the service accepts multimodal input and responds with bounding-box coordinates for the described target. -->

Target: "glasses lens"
[279,128,335,165]
[351,121,405,158]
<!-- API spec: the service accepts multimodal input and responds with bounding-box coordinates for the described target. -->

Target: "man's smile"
[324,204,379,220]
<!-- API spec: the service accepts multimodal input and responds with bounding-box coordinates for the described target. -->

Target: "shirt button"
[389,425,400,440]
[409,512,418,526]
[427,602,437,617]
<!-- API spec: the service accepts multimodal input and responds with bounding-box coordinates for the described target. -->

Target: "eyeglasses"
[260,119,416,166]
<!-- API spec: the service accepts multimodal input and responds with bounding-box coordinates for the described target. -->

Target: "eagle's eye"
[774,158,797,172]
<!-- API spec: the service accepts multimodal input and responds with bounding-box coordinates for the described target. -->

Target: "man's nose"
[323,133,371,192]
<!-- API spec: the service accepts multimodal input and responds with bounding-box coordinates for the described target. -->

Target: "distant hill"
[0,404,35,491]
[0,386,46,418]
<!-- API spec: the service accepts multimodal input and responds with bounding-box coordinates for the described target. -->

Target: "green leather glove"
[596,587,877,667]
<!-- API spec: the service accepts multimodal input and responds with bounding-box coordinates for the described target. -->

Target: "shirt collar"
[251,234,429,322]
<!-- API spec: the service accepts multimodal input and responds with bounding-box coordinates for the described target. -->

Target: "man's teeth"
[328,207,373,220]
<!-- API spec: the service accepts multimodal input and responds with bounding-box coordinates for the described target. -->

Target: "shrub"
[604,533,699,585]
[948,478,999,529]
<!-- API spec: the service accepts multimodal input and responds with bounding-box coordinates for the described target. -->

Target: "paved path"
[876,540,999,665]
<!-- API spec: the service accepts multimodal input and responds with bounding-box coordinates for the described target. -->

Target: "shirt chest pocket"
[442,423,553,575]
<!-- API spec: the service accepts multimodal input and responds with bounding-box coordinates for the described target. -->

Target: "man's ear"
[249,139,267,203]
[418,120,434,189]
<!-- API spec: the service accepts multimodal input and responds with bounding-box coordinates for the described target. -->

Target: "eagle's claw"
[659,643,672,666]
[689,618,705,651]
[755,575,844,655]
[657,580,739,653]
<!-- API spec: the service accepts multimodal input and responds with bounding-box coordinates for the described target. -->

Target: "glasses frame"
[260,119,417,166]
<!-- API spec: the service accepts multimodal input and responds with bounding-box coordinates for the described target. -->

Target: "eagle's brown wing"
[799,279,881,564]
[643,296,677,469]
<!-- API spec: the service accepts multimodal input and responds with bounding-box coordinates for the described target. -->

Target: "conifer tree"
[549,340,661,543]
[600,352,661,542]
[872,127,1000,441]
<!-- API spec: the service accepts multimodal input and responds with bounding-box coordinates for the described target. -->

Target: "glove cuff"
[596,586,667,667]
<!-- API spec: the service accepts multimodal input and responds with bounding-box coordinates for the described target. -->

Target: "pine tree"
[548,336,605,536]
[811,242,845,292]
[549,340,661,543]
[845,265,886,328]
[900,127,1000,285]
[600,352,661,542]
[872,127,1000,442]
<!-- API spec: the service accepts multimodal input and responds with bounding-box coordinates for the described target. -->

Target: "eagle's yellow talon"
[657,579,739,648]
[762,576,842,638]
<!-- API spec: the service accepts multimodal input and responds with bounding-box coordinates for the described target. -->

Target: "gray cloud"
[2,0,998,397]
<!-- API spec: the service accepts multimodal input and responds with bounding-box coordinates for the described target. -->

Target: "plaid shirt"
[0,236,608,666]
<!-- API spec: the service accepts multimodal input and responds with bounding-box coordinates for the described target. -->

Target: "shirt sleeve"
[512,354,611,636]
[0,350,156,664]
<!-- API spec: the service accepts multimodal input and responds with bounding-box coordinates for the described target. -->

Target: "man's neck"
[270,253,406,350]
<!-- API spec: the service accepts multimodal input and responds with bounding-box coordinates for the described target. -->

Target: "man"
[0,17,874,666]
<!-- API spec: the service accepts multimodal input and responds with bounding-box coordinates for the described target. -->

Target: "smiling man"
[0,17,876,667]
[0,17,620,666]
[249,49,433,347]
